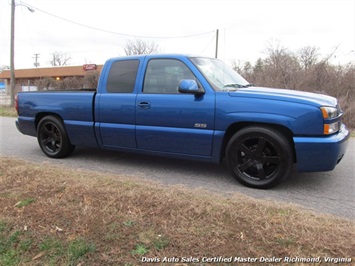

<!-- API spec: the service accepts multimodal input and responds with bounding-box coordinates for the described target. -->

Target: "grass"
[131,244,149,256]
[0,105,17,117]
[14,198,36,208]
[0,222,95,266]
[0,157,354,265]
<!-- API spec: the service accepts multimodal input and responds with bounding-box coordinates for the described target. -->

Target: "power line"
[200,34,216,54]
[20,1,215,40]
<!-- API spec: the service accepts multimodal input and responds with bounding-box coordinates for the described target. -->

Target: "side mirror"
[178,79,204,95]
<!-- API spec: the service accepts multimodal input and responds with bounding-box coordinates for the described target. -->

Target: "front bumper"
[293,124,350,172]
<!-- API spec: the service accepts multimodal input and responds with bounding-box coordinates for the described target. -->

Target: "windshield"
[190,57,250,91]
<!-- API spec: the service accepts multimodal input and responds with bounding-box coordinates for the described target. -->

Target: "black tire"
[37,115,75,158]
[226,126,293,189]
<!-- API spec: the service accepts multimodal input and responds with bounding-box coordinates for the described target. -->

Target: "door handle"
[138,101,151,109]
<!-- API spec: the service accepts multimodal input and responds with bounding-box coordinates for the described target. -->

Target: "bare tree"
[231,60,244,73]
[123,38,160,55]
[297,46,319,69]
[231,60,252,77]
[264,40,300,89]
[49,51,71,66]
[1,65,10,71]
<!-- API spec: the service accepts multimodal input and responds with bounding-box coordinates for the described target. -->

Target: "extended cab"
[15,54,350,188]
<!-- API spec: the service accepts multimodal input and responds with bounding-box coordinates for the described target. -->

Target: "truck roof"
[105,53,210,63]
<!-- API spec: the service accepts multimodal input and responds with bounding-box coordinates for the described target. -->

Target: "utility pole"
[33,53,40,67]
[10,0,15,106]
[215,29,219,59]
[9,2,34,106]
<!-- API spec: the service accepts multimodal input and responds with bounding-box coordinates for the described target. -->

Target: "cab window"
[106,60,139,93]
[143,59,195,94]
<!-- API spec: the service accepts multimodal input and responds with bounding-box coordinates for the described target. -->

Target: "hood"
[229,87,337,107]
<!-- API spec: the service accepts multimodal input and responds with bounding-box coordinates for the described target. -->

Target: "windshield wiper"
[223,83,256,89]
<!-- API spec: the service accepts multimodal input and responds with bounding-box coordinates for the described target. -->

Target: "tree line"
[233,43,354,128]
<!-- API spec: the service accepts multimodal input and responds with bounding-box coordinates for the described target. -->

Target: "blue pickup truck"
[15,54,350,189]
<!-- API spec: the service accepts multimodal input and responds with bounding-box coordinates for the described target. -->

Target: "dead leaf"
[55,226,63,232]
[32,251,46,260]
[101,253,110,260]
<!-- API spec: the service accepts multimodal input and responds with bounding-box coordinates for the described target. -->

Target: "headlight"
[320,106,340,135]
[320,106,338,119]
[324,122,340,135]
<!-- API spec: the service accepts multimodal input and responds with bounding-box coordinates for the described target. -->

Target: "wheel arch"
[35,112,64,130]
[220,122,296,163]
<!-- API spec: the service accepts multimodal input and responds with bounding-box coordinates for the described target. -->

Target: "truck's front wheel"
[226,126,293,189]
[37,115,75,158]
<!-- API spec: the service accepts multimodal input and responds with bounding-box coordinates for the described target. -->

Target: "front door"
[136,58,215,156]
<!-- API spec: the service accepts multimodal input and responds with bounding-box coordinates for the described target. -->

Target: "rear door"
[135,58,215,156]
[96,59,140,148]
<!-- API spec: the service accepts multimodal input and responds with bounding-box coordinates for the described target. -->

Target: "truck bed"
[17,90,98,147]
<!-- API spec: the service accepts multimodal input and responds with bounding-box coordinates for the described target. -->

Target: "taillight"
[15,94,19,115]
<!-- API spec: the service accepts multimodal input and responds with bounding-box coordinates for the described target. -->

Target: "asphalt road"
[1,116,354,219]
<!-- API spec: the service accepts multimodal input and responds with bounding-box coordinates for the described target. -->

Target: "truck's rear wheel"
[37,115,75,158]
[226,126,293,189]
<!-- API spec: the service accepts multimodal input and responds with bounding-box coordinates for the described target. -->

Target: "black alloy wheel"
[37,115,75,158]
[226,126,293,189]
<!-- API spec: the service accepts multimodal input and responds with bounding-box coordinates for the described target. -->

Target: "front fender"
[223,112,295,132]
[215,95,324,135]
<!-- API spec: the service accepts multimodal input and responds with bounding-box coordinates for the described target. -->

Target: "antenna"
[215,29,219,58]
